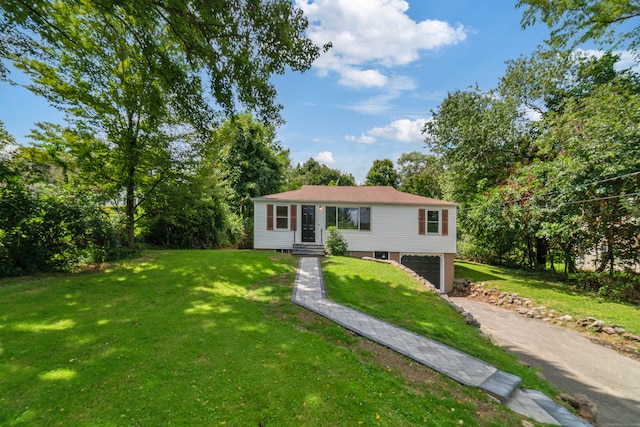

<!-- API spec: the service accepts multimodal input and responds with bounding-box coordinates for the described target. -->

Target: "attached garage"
[401,255,441,289]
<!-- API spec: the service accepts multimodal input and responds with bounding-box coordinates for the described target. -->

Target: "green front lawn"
[455,260,640,336]
[1,250,526,426]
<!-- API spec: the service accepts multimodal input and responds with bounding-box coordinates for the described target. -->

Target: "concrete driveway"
[450,297,640,427]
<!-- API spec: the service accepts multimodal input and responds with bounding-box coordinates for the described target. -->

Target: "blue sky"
[1,0,553,183]
[274,0,554,182]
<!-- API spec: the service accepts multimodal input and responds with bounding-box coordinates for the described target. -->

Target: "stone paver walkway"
[291,257,591,427]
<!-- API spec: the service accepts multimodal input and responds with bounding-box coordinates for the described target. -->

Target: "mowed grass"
[321,257,558,396]
[455,260,640,336]
[0,250,527,426]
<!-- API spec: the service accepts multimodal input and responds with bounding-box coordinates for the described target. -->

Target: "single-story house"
[252,185,457,293]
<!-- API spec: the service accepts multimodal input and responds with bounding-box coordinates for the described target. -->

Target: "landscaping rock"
[588,320,605,332]
[623,333,640,342]
[558,315,573,322]
[558,393,598,426]
[461,311,480,328]
[577,318,591,327]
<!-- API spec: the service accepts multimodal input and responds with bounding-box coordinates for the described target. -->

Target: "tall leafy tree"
[213,114,289,220]
[286,158,355,188]
[1,0,322,248]
[499,50,640,272]
[424,87,532,205]
[0,0,323,124]
[0,120,15,180]
[397,151,443,198]
[365,159,399,188]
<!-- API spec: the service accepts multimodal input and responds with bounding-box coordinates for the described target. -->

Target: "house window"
[360,207,371,231]
[427,210,439,234]
[374,251,389,260]
[325,206,370,231]
[276,205,288,229]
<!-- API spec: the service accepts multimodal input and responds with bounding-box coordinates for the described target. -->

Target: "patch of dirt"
[355,339,440,391]
[351,338,520,425]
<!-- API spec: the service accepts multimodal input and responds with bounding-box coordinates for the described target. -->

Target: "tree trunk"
[124,130,137,250]
[125,162,136,249]
[535,237,549,269]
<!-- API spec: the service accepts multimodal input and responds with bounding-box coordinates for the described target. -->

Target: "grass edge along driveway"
[455,259,640,338]
[2,250,542,426]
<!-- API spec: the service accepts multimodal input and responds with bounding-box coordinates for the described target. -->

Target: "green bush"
[0,183,120,276]
[324,226,348,256]
[139,178,243,249]
[568,271,640,303]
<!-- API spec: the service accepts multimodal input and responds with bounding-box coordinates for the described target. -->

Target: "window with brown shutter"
[418,208,425,235]
[266,204,274,230]
[442,209,449,236]
[290,205,297,231]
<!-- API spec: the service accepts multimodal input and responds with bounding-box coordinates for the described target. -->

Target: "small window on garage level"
[374,251,389,260]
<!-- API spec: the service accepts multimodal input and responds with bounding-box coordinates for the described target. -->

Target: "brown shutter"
[290,205,297,231]
[418,208,425,235]
[442,209,449,236]
[266,204,274,230]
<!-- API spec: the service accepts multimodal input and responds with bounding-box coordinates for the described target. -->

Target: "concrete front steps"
[292,243,325,257]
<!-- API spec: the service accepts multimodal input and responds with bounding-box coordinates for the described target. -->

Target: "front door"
[301,205,315,242]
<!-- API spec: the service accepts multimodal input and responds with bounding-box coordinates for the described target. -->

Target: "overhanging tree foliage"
[518,0,640,49]
[0,0,323,248]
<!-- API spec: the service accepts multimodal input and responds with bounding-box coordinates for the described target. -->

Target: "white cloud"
[575,48,640,72]
[337,67,388,88]
[314,150,336,165]
[522,106,542,122]
[367,118,426,142]
[342,75,417,114]
[345,133,376,144]
[297,0,467,88]
[358,134,377,144]
[351,117,427,144]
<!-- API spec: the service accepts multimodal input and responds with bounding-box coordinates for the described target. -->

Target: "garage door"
[401,255,440,288]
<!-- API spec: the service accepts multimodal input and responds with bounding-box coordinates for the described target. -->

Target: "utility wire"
[458,169,640,212]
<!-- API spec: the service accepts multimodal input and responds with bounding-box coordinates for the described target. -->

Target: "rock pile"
[450,278,473,296]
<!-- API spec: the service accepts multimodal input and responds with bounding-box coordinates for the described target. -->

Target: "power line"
[458,169,640,212]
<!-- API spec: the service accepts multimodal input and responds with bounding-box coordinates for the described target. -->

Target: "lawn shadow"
[496,337,640,426]
[455,261,504,282]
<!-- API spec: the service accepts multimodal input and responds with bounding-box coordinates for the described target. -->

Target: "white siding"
[253,201,297,249]
[254,201,456,254]
[330,204,456,253]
